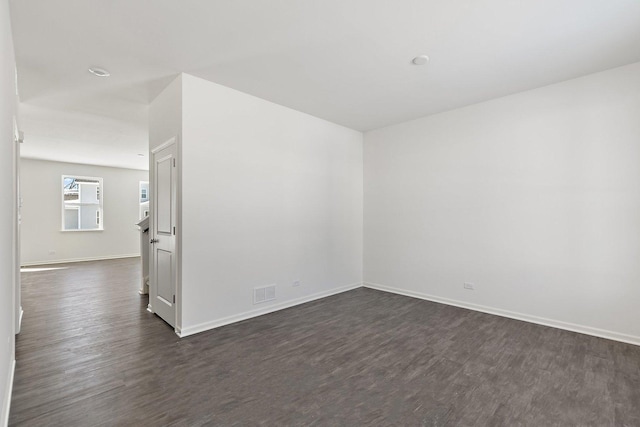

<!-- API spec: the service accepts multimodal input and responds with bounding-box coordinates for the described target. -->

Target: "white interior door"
[151,141,177,327]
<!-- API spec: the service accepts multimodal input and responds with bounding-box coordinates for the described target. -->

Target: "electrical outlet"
[463,282,475,290]
[293,280,300,287]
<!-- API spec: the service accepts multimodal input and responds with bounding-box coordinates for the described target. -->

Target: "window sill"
[60,229,104,232]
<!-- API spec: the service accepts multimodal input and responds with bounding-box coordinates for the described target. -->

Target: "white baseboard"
[21,253,140,267]
[16,307,23,335]
[364,282,640,347]
[177,282,362,338]
[2,359,15,427]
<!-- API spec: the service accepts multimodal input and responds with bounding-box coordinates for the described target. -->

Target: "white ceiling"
[10,0,640,170]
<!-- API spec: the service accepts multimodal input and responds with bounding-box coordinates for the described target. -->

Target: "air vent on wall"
[254,285,276,304]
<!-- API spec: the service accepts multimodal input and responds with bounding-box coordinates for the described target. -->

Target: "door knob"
[150,238,159,244]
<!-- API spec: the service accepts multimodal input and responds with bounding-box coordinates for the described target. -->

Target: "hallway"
[10,258,178,425]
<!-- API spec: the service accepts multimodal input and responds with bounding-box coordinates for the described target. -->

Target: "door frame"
[148,136,180,331]
[13,117,22,334]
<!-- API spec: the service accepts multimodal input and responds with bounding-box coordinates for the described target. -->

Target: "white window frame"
[61,175,104,232]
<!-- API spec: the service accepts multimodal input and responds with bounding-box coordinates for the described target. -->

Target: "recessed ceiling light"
[88,67,110,77]
[412,55,430,66]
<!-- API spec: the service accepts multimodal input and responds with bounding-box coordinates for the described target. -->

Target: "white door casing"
[150,138,177,328]
[14,117,22,334]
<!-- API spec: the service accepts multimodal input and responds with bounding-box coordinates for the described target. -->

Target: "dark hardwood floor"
[10,258,640,426]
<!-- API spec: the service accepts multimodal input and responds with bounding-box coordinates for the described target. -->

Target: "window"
[139,181,149,203]
[139,181,149,219]
[62,176,103,231]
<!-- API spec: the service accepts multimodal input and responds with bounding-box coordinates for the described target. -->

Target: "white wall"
[149,75,182,152]
[20,159,148,265]
[179,74,363,335]
[0,0,17,423]
[364,62,640,344]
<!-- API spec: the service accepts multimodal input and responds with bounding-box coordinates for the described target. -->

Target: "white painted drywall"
[0,0,17,422]
[19,103,149,171]
[20,159,148,265]
[149,75,182,151]
[179,74,363,333]
[364,62,640,342]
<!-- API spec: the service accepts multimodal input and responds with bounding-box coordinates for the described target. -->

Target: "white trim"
[176,282,362,338]
[151,136,177,154]
[16,307,23,335]
[2,359,15,427]
[364,282,640,347]
[21,253,140,267]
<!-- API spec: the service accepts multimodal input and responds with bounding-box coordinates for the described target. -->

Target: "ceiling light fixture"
[88,67,110,77]
[412,55,430,65]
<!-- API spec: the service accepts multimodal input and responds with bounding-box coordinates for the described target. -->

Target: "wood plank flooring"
[10,257,640,426]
